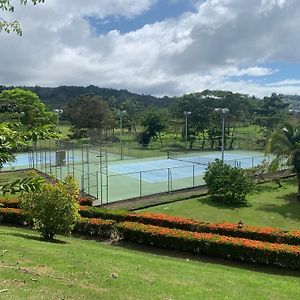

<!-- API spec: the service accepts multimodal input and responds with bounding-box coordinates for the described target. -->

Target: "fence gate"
[99,148,109,204]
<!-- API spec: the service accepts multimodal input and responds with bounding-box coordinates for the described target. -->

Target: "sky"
[1,0,300,98]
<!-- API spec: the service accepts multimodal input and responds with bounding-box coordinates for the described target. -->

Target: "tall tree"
[140,109,168,146]
[0,88,56,127]
[0,0,44,35]
[267,123,300,201]
[65,95,113,139]
[254,93,289,132]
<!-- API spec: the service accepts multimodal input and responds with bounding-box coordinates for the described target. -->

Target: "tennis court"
[2,147,271,204]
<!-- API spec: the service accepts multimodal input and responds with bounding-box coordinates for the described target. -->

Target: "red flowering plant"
[0,207,25,224]
[74,217,115,237]
[0,198,20,208]
[77,207,300,245]
[78,197,94,206]
[116,221,300,269]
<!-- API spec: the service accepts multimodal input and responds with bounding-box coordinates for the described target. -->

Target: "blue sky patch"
[87,0,197,35]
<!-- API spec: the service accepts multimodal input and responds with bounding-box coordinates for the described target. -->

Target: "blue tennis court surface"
[108,151,269,183]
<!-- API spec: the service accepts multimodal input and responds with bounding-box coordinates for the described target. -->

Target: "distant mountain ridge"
[0,85,175,109]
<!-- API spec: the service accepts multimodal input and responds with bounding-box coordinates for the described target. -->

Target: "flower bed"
[2,204,300,248]
[78,197,94,206]
[116,221,300,270]
[79,207,300,246]
[0,197,94,208]
[0,207,26,224]
[0,207,114,237]
[0,198,21,209]
[74,218,115,237]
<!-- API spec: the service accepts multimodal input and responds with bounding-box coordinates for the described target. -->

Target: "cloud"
[1,0,300,98]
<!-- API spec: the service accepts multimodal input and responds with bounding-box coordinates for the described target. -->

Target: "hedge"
[74,218,115,237]
[0,198,20,209]
[78,197,94,206]
[0,197,93,208]
[0,207,114,238]
[2,204,300,247]
[2,207,300,269]
[0,208,26,225]
[79,207,300,246]
[116,221,300,270]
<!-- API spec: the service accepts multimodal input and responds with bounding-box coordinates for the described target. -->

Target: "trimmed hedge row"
[116,221,300,270]
[78,197,94,206]
[74,217,115,237]
[2,207,300,269]
[0,197,93,208]
[0,207,26,225]
[2,204,300,248]
[0,198,20,209]
[0,208,114,237]
[79,207,300,246]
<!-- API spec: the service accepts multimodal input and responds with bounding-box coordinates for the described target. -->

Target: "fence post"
[252,157,254,168]
[81,174,85,193]
[96,171,99,199]
[140,171,142,197]
[106,174,109,204]
[193,165,195,187]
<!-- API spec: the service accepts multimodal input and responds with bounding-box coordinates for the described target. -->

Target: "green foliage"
[116,221,300,270]
[21,176,80,240]
[0,89,57,170]
[0,88,56,127]
[0,0,45,35]
[254,93,289,133]
[65,95,113,131]
[203,159,255,205]
[140,109,168,145]
[0,176,44,195]
[267,123,300,199]
[173,90,256,149]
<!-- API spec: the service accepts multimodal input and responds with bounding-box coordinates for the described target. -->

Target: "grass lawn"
[0,171,32,199]
[139,178,300,231]
[0,225,299,300]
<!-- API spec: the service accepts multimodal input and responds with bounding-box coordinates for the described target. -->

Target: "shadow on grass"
[255,192,300,221]
[196,196,248,210]
[0,232,67,244]
[116,241,300,278]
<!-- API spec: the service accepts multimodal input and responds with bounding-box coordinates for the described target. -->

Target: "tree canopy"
[65,95,113,131]
[0,0,44,35]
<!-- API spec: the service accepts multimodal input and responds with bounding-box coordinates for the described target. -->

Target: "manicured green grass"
[0,225,299,300]
[140,178,300,231]
[0,171,30,186]
[0,171,31,199]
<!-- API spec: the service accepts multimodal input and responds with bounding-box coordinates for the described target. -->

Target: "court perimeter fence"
[8,139,287,205]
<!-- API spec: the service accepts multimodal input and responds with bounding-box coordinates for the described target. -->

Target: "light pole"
[183,111,191,151]
[53,109,64,133]
[118,110,126,160]
[214,108,229,162]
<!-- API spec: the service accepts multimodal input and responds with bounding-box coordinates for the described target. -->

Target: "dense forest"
[0,85,175,109]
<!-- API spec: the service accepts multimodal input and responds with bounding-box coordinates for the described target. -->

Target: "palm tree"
[267,123,300,201]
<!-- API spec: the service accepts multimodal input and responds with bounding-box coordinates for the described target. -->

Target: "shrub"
[0,207,25,225]
[0,198,20,208]
[78,197,94,206]
[203,159,255,205]
[21,176,80,240]
[74,218,115,237]
[78,207,300,245]
[116,221,300,270]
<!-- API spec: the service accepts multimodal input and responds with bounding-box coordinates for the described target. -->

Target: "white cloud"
[1,0,300,98]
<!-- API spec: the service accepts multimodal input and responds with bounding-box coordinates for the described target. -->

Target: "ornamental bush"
[21,176,80,240]
[203,159,255,205]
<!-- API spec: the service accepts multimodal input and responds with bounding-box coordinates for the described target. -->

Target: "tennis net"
[167,152,219,166]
